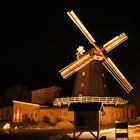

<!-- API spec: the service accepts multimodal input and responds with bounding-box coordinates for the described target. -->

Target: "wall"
[12,100,136,126]
[100,104,136,125]
[31,86,62,104]
[39,107,74,123]
[12,100,74,123]
[13,100,40,122]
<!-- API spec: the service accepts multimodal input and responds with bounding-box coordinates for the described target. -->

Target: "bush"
[22,114,31,123]
[42,116,55,126]
[56,118,62,123]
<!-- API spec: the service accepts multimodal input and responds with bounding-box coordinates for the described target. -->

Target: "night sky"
[1,1,140,112]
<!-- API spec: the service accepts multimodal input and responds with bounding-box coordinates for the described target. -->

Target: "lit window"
[102,73,104,77]
[82,72,85,76]
[48,112,53,118]
[62,112,67,118]
[104,84,106,87]
[81,83,84,87]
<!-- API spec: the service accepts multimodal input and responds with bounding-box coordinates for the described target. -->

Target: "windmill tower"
[72,46,109,97]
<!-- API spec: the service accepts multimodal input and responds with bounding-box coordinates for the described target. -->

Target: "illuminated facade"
[12,100,136,125]
[12,100,74,123]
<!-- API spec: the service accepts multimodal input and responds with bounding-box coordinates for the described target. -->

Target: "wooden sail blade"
[67,10,107,58]
[59,51,103,79]
[102,58,133,93]
[67,10,96,44]
[103,32,128,53]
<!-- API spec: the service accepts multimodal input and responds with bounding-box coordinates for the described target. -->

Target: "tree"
[5,84,32,102]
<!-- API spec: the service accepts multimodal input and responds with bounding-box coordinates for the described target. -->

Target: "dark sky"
[1,1,140,111]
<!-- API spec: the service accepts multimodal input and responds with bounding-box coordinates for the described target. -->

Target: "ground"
[0,120,140,139]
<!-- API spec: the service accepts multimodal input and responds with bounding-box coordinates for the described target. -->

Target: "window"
[48,112,53,118]
[81,83,84,87]
[82,72,85,76]
[102,73,104,77]
[62,111,67,118]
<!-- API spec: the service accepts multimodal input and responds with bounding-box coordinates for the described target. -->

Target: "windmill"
[59,10,133,96]
[56,10,134,140]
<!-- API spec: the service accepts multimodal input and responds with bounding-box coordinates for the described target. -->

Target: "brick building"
[31,86,62,104]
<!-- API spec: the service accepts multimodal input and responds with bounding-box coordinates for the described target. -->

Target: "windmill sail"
[102,58,133,93]
[64,10,133,93]
[67,11,128,58]
[103,32,128,53]
[67,10,96,44]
